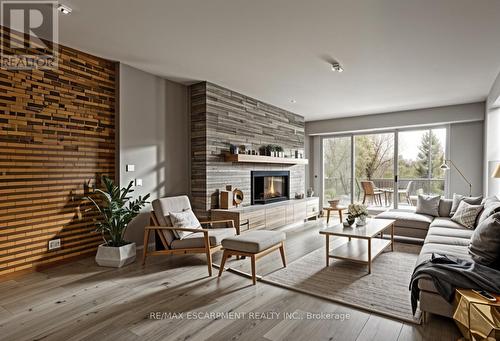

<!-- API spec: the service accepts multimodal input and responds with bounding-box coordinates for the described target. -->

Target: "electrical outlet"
[48,239,61,251]
[135,178,143,187]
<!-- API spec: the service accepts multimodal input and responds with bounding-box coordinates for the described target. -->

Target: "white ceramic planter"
[95,242,136,268]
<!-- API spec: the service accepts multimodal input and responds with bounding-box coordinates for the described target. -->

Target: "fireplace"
[251,171,290,205]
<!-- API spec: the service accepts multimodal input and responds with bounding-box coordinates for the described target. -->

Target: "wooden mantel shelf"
[224,153,308,165]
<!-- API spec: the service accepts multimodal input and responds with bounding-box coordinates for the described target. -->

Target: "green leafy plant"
[85,176,150,247]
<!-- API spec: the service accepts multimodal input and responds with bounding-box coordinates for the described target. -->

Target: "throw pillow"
[438,198,453,217]
[477,196,500,225]
[450,193,483,216]
[451,201,483,229]
[416,194,440,217]
[469,212,500,270]
[169,209,202,239]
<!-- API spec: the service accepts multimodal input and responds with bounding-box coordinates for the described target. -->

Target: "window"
[321,126,448,209]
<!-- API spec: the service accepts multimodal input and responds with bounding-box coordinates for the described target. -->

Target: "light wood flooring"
[0,216,461,341]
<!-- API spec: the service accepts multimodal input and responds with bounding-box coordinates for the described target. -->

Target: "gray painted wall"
[449,121,484,197]
[306,102,484,136]
[119,64,190,246]
[306,104,485,204]
[485,71,500,196]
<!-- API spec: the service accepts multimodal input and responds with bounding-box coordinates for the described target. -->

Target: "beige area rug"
[260,242,422,324]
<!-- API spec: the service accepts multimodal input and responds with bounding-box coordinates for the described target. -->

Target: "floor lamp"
[440,160,472,196]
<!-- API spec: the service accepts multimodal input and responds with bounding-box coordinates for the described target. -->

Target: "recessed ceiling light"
[290,99,297,104]
[57,4,72,15]
[331,62,344,73]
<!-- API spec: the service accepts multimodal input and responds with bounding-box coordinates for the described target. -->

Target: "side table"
[453,289,500,341]
[323,205,347,224]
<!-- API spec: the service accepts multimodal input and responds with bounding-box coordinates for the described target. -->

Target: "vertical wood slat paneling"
[190,81,305,218]
[0,27,116,276]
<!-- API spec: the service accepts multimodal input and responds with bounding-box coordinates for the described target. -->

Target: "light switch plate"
[126,164,135,172]
[48,238,61,251]
[135,178,143,187]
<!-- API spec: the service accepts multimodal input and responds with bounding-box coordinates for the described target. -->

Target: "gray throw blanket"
[410,253,500,315]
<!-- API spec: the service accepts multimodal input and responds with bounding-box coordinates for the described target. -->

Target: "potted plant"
[275,145,284,157]
[85,176,150,267]
[264,144,274,156]
[347,203,369,226]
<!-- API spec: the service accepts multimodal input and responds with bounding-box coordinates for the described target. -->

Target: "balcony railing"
[324,177,445,204]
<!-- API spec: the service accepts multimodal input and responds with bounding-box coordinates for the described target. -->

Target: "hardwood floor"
[0,216,461,341]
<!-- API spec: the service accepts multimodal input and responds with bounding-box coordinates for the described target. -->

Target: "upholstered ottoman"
[218,230,287,285]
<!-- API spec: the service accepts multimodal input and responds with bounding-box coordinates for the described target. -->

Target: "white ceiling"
[58,0,500,121]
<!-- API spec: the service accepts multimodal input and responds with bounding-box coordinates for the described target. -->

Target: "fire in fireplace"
[251,171,290,204]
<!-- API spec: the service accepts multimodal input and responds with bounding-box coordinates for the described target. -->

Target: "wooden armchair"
[142,195,238,276]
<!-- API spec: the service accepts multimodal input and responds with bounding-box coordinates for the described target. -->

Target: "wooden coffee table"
[319,218,395,274]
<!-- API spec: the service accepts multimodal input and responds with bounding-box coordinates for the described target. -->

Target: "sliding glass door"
[354,132,395,207]
[323,136,352,206]
[321,126,448,210]
[397,128,446,203]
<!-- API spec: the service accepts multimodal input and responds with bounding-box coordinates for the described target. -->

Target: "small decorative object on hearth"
[85,176,150,267]
[220,190,234,209]
[307,187,314,197]
[347,203,368,227]
[295,192,304,199]
[233,188,244,207]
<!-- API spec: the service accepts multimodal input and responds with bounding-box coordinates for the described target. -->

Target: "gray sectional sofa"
[375,196,500,318]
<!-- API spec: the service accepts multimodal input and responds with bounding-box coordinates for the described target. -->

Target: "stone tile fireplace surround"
[190,82,306,218]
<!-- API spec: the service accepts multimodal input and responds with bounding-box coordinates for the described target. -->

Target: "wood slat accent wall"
[190,82,305,218]
[0,27,117,276]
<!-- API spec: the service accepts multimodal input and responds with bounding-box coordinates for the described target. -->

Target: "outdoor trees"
[414,130,445,193]
[355,134,393,180]
[323,137,350,200]
[415,130,445,178]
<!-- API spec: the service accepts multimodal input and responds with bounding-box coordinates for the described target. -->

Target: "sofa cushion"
[170,228,235,249]
[424,235,471,247]
[222,230,286,253]
[416,242,473,267]
[429,217,468,230]
[477,196,500,225]
[469,213,500,270]
[451,201,483,229]
[375,209,433,230]
[427,225,474,239]
[416,194,440,217]
[438,198,453,217]
[450,193,483,216]
[416,242,474,295]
